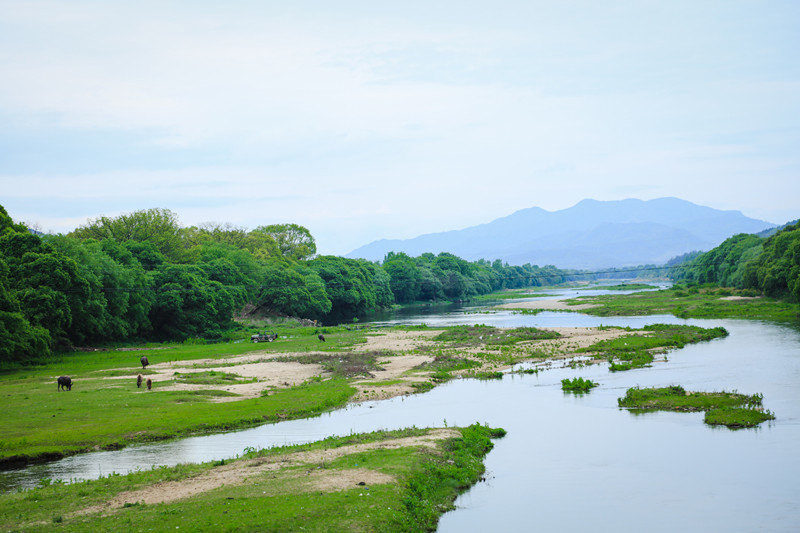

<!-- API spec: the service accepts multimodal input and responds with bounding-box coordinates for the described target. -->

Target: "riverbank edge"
[0,425,506,532]
[0,321,732,470]
[0,378,358,470]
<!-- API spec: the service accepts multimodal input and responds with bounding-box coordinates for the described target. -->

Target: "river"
[3,289,799,531]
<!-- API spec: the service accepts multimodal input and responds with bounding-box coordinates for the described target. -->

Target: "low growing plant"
[561,377,598,393]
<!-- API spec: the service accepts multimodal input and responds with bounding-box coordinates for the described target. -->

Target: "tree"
[256,264,332,319]
[71,208,183,261]
[254,224,316,260]
[149,265,235,340]
[310,256,389,320]
[0,257,51,363]
[383,252,420,303]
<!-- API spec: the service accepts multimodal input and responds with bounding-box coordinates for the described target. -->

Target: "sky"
[1,1,798,256]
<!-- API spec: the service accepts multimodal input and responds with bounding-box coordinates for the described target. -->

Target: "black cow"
[137,374,143,388]
[146,378,152,391]
[57,375,72,391]
[318,334,326,342]
[141,356,149,369]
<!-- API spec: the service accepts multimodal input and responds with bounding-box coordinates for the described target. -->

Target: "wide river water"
[3,289,800,531]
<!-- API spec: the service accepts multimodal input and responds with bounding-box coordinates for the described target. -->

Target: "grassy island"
[0,424,505,532]
[561,377,598,393]
[618,385,775,428]
[578,324,728,371]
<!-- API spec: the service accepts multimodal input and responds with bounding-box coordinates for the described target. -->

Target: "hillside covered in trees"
[671,221,800,301]
[0,205,569,365]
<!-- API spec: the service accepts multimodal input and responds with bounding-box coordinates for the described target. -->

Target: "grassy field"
[0,324,371,466]
[570,286,800,321]
[0,424,505,532]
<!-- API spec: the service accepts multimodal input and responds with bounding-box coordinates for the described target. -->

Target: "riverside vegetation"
[0,321,729,467]
[0,424,506,532]
[576,324,729,371]
[565,220,800,322]
[618,386,775,428]
[560,377,598,393]
[0,204,574,368]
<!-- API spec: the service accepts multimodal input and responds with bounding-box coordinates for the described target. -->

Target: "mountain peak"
[346,198,774,269]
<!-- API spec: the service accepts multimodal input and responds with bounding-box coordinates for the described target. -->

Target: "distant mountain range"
[346,198,776,270]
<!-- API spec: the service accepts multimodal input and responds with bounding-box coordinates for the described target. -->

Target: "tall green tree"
[71,208,184,261]
[149,265,235,340]
[254,224,316,260]
[0,257,51,364]
[383,252,421,303]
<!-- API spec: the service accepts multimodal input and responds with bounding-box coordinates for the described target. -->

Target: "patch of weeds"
[561,377,598,393]
[431,370,453,382]
[399,423,505,531]
[434,325,498,344]
[618,386,774,428]
[468,371,504,380]
[173,371,256,386]
[512,308,545,315]
[419,355,481,372]
[410,381,435,394]
[273,351,388,378]
[489,327,560,346]
[580,324,728,371]
[704,407,775,428]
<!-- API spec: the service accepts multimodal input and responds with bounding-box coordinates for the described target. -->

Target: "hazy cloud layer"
[1,1,798,254]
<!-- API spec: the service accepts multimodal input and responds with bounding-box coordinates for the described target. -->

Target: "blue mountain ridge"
[345,197,775,270]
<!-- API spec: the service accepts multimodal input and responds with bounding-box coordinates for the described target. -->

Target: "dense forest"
[671,221,800,301]
[0,205,569,364]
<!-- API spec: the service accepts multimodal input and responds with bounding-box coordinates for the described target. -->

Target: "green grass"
[417,355,482,373]
[585,283,659,291]
[0,325,382,465]
[0,425,505,532]
[173,370,256,385]
[618,386,774,428]
[273,350,389,378]
[704,407,776,428]
[568,286,800,321]
[578,324,729,371]
[561,377,598,393]
[0,324,371,375]
[434,325,560,346]
[0,378,355,466]
[468,370,504,380]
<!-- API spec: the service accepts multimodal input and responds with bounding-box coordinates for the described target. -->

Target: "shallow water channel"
[3,292,800,531]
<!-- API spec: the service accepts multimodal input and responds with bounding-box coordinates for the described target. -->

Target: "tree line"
[0,205,569,364]
[671,220,800,301]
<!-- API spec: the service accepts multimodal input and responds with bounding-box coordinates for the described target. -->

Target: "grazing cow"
[318,334,326,342]
[140,356,149,369]
[146,378,152,391]
[57,376,72,391]
[137,374,143,388]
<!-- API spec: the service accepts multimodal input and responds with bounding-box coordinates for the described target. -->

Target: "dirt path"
[73,429,458,517]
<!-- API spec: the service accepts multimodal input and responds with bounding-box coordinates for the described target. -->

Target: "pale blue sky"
[1,1,798,255]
